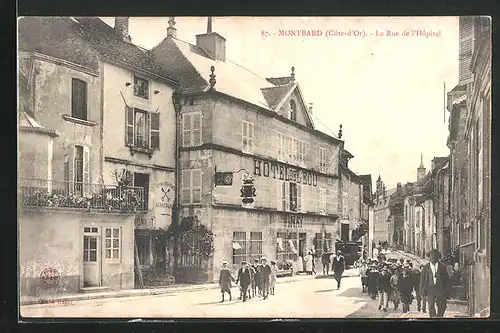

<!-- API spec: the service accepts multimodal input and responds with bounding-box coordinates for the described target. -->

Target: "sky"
[102,16,459,190]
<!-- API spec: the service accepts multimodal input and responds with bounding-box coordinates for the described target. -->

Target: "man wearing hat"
[419,249,451,318]
[377,267,391,311]
[332,250,345,290]
[412,266,426,312]
[218,261,235,302]
[252,258,262,297]
[259,257,272,299]
[235,261,251,302]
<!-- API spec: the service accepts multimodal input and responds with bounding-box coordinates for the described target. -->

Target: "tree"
[159,216,215,265]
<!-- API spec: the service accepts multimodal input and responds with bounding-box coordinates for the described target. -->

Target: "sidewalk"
[385,302,470,319]
[20,273,315,306]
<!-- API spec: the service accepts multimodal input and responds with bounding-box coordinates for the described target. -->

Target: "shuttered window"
[181,169,202,204]
[459,16,474,83]
[150,113,160,149]
[182,113,202,147]
[125,107,160,150]
[71,78,88,120]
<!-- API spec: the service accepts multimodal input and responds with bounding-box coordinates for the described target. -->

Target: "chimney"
[397,182,402,191]
[308,103,313,114]
[114,17,131,43]
[196,17,226,61]
[167,17,177,38]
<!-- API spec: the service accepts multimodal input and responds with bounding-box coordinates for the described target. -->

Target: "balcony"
[18,178,144,213]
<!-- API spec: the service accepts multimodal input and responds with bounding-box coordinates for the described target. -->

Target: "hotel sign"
[253,158,317,187]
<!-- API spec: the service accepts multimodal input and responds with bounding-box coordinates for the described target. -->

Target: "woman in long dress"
[305,251,314,275]
[269,260,278,295]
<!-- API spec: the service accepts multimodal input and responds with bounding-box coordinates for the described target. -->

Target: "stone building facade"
[151,19,343,281]
[446,16,491,317]
[372,176,395,247]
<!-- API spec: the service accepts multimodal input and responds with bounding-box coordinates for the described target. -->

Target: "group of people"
[218,257,278,302]
[358,249,451,318]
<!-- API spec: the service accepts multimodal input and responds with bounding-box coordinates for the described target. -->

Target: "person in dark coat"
[412,267,425,312]
[332,250,345,290]
[247,264,256,299]
[252,258,261,297]
[377,267,391,311]
[235,261,251,302]
[218,261,235,302]
[321,250,331,275]
[398,266,414,313]
[419,249,451,318]
[259,257,272,299]
[367,263,379,299]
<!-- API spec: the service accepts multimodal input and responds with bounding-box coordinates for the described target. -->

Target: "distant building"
[372,176,395,247]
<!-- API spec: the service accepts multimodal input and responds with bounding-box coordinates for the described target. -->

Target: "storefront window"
[276,232,298,264]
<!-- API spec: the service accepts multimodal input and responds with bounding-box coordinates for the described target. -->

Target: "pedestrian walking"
[218,261,235,302]
[235,261,251,302]
[419,249,451,318]
[311,249,317,275]
[259,257,272,299]
[359,260,368,293]
[321,249,331,275]
[398,266,414,313]
[269,260,278,295]
[412,267,425,312]
[252,258,262,297]
[247,263,256,299]
[390,268,401,310]
[377,267,391,311]
[367,263,379,299]
[332,250,345,290]
[304,251,314,275]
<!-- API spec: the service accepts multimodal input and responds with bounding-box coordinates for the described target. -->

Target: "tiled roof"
[18,17,178,85]
[152,37,340,140]
[266,77,293,86]
[261,83,294,110]
[70,17,178,85]
[18,110,59,137]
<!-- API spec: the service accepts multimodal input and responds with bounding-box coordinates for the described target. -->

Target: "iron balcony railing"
[18,178,145,212]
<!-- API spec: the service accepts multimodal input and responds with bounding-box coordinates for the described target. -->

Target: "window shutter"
[281,182,286,211]
[285,181,290,211]
[192,113,201,146]
[149,112,160,149]
[125,107,134,146]
[182,114,191,147]
[83,146,90,195]
[297,184,302,212]
[68,146,75,195]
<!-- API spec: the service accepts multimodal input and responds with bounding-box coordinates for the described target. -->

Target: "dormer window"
[289,100,297,121]
[133,75,149,99]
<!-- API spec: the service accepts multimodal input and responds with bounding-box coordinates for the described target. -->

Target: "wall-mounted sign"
[253,159,317,187]
[155,182,174,210]
[282,213,304,228]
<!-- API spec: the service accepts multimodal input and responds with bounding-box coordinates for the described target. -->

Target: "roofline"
[183,89,343,145]
[100,55,180,88]
[19,126,60,137]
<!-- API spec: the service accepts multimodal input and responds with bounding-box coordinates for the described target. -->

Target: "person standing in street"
[311,249,317,275]
[332,250,345,290]
[269,260,278,295]
[304,251,313,275]
[235,261,251,302]
[367,263,379,299]
[419,249,451,318]
[260,257,272,299]
[321,249,331,275]
[412,266,426,312]
[359,260,368,293]
[398,266,414,313]
[218,261,235,302]
[252,258,261,297]
[390,267,401,310]
[377,267,391,311]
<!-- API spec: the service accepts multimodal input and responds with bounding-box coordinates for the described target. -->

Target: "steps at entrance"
[80,286,110,294]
